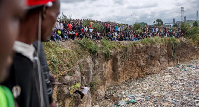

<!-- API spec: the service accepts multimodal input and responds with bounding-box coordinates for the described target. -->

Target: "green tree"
[173,24,178,27]
[155,19,163,26]
[180,22,190,34]
[187,26,199,35]
[82,20,90,27]
[136,29,143,34]
[186,26,199,42]
[132,23,141,31]
[93,24,103,32]
[193,21,198,27]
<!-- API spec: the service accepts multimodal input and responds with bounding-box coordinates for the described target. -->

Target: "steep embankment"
[43,37,198,107]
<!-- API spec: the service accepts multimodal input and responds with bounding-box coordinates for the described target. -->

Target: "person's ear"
[42,6,48,20]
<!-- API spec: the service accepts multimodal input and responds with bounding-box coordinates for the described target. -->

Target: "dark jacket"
[2,41,50,107]
[2,52,49,107]
[33,41,53,104]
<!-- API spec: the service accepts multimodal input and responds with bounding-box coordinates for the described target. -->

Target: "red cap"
[26,0,55,9]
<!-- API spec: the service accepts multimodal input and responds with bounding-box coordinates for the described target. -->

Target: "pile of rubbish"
[98,60,199,107]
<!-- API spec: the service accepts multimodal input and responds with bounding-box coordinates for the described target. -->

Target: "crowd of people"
[0,0,187,106]
[51,19,184,43]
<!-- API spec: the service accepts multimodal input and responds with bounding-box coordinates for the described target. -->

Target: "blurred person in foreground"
[0,0,25,107]
[2,0,60,107]
[33,40,57,107]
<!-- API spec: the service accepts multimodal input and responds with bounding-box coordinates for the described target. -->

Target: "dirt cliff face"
[54,39,198,107]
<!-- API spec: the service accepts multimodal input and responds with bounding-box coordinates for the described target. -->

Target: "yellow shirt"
[90,22,93,26]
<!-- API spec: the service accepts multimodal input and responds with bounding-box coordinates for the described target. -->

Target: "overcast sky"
[60,0,199,25]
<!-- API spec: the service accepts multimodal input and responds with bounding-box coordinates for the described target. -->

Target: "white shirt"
[84,27,88,32]
[55,22,60,29]
[97,32,100,36]
[13,41,35,62]
[156,28,158,32]
[89,28,93,33]
[118,27,121,31]
[60,23,64,30]
[115,32,118,36]
[72,31,75,34]
[82,87,90,94]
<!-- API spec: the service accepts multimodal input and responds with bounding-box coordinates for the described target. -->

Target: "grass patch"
[100,39,120,60]
[69,83,81,94]
[128,41,140,46]
[140,37,179,45]
[76,38,98,55]
[141,37,156,45]
[43,42,77,75]
[167,37,179,45]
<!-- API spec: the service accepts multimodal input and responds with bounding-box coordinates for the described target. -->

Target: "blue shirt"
[115,26,118,31]
[52,32,57,38]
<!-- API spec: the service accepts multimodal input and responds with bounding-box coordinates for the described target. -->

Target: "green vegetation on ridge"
[44,37,197,76]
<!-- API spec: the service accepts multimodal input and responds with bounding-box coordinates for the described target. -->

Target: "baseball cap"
[26,0,56,9]
[49,73,61,85]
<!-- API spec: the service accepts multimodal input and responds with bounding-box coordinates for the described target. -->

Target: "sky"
[60,0,199,25]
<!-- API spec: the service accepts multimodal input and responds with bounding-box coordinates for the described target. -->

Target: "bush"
[193,21,199,27]
[69,83,81,94]
[136,29,143,35]
[132,23,141,31]
[180,22,190,34]
[93,24,103,32]
[82,20,90,27]
[100,39,119,60]
[185,26,199,43]
[77,38,98,55]
[101,39,119,50]
[167,37,179,45]
[180,22,199,44]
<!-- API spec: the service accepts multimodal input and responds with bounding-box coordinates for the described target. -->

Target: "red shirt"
[81,28,84,33]
[68,24,72,30]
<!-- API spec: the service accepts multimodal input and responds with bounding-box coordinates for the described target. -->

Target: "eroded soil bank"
[44,38,199,107]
